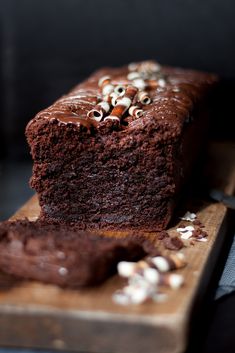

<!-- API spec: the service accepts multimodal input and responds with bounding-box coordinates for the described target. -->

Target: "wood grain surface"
[0,142,234,353]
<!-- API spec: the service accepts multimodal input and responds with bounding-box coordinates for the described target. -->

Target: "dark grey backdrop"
[0,0,235,160]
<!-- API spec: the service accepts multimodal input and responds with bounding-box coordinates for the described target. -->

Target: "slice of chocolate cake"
[26,60,218,231]
[0,219,153,287]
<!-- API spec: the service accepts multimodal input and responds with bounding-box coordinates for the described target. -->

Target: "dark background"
[0,0,235,160]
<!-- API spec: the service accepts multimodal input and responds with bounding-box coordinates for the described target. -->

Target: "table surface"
[0,160,235,353]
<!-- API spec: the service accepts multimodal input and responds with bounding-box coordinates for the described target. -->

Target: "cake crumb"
[193,219,205,228]
[158,231,170,240]
[163,236,184,250]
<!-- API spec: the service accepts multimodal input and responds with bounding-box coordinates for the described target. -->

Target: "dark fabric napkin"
[216,234,235,299]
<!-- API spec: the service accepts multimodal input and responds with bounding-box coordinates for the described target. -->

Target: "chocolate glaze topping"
[27,61,218,135]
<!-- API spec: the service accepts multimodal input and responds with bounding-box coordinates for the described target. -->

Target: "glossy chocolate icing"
[27,63,218,134]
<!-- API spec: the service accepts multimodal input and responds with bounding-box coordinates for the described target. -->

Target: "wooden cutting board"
[0,142,234,353]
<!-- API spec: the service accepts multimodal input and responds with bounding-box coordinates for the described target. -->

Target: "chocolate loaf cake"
[0,219,152,287]
[26,61,218,231]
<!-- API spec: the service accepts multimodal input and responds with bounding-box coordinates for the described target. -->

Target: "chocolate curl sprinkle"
[121,85,139,103]
[87,101,110,121]
[118,261,184,289]
[128,61,161,74]
[157,78,167,88]
[128,62,139,72]
[118,253,186,278]
[127,72,141,80]
[114,85,126,96]
[111,93,119,106]
[137,91,152,105]
[132,78,146,90]
[145,79,158,89]
[98,75,114,96]
[142,268,184,289]
[104,85,138,122]
[139,60,161,74]
[98,75,110,88]
[103,92,119,106]
[150,253,186,272]
[128,105,144,119]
